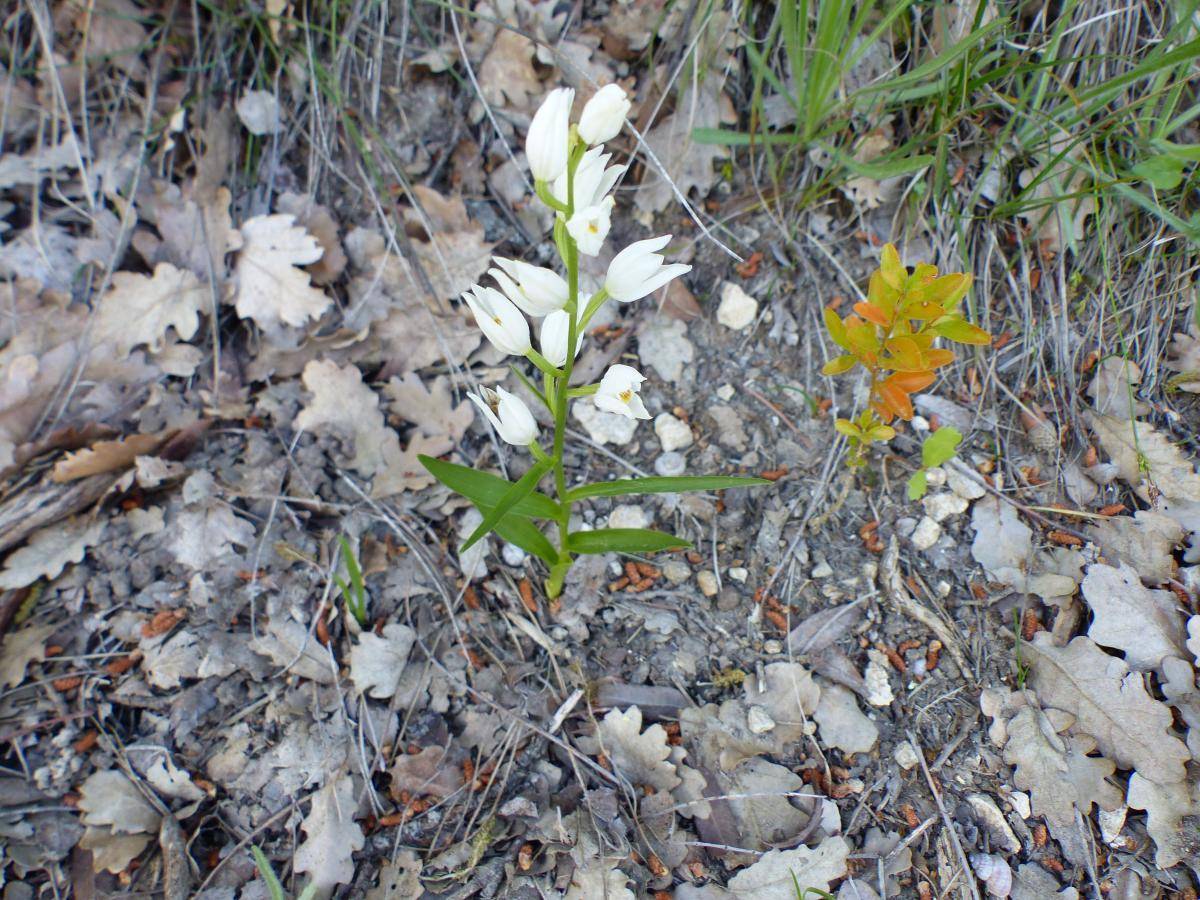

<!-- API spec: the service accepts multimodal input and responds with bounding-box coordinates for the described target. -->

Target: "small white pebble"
[911,415,931,433]
[747,705,776,734]
[923,491,968,523]
[716,281,759,330]
[662,560,691,584]
[924,466,947,487]
[910,516,942,550]
[727,566,748,583]
[893,740,920,770]
[697,570,719,597]
[607,504,650,530]
[865,649,895,707]
[654,412,694,452]
[946,466,987,500]
[501,544,527,567]
[763,639,783,655]
[717,384,736,401]
[811,559,833,579]
[1007,791,1032,820]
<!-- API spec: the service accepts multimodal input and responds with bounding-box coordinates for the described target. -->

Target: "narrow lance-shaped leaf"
[492,516,557,565]
[461,457,555,552]
[419,455,560,519]
[567,474,770,503]
[568,528,692,555]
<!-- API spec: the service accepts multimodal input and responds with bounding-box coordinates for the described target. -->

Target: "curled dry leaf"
[1089,511,1181,586]
[1087,412,1200,504]
[1023,633,1189,784]
[970,494,1032,584]
[276,192,347,286]
[51,431,168,483]
[234,214,331,335]
[0,517,106,590]
[742,662,821,744]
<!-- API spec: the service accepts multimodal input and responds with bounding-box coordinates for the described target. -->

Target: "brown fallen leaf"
[51,432,171,483]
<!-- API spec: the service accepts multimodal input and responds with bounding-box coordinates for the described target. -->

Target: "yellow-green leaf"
[933,317,991,345]
[821,354,858,376]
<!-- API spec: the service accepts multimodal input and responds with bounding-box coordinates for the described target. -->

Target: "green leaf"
[461,458,554,552]
[567,528,691,555]
[1131,154,1186,190]
[921,426,963,468]
[821,354,858,376]
[419,455,560,519]
[251,847,288,900]
[492,516,558,565]
[567,475,770,503]
[932,317,991,345]
[906,469,928,501]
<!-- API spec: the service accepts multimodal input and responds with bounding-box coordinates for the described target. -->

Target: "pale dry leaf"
[581,706,680,791]
[250,617,335,684]
[236,90,282,135]
[1166,332,1200,393]
[141,630,203,689]
[1087,412,1200,503]
[0,622,57,687]
[93,263,206,356]
[144,755,206,802]
[477,29,542,114]
[74,0,148,77]
[725,757,809,847]
[1002,705,1122,866]
[565,865,636,900]
[370,431,448,497]
[294,775,365,896]
[140,181,240,280]
[0,139,78,189]
[349,623,416,699]
[78,827,153,875]
[1125,772,1200,870]
[814,682,878,755]
[234,214,330,333]
[51,432,165,482]
[1087,357,1150,419]
[1189,616,1200,666]
[1016,165,1094,254]
[295,360,401,478]
[970,495,1032,584]
[1089,511,1182,585]
[365,850,423,900]
[276,192,347,286]
[634,80,736,215]
[743,662,821,744]
[405,186,495,306]
[1083,561,1185,670]
[384,373,473,442]
[0,518,106,590]
[727,836,850,899]
[78,770,161,835]
[389,746,465,800]
[168,504,255,570]
[1023,633,1189,784]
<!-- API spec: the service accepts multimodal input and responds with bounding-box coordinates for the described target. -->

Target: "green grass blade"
[250,847,288,900]
[567,528,692,555]
[567,475,770,503]
[461,458,554,552]
[419,455,561,519]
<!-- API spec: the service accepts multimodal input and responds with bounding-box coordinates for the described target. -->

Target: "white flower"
[551,146,625,209]
[526,87,574,182]
[540,309,583,367]
[578,84,631,145]
[469,386,539,446]
[491,258,568,317]
[595,364,650,419]
[462,284,531,356]
[566,196,614,256]
[605,235,692,303]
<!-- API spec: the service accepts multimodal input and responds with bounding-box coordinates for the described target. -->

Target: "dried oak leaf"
[1087,411,1200,503]
[1086,357,1150,419]
[168,503,255,571]
[1023,633,1189,784]
[477,28,542,114]
[1002,705,1122,866]
[294,775,365,895]
[0,623,57,687]
[0,518,106,590]
[970,494,1033,584]
[579,706,680,791]
[743,661,821,745]
[93,263,206,356]
[388,745,465,800]
[349,623,416,699]
[1083,562,1186,670]
[277,192,347,285]
[1126,772,1200,870]
[78,770,161,835]
[233,214,331,334]
[295,360,440,495]
[814,682,878,755]
[136,181,240,281]
[51,431,166,483]
[1089,511,1182,586]
[383,373,473,442]
[634,80,736,215]
[727,836,850,899]
[404,186,495,307]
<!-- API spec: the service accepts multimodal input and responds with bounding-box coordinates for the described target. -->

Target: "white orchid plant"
[420,85,768,599]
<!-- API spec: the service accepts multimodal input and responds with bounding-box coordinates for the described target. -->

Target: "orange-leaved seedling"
[823,244,988,466]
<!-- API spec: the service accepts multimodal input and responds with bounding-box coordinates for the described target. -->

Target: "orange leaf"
[887,371,935,392]
[853,301,890,327]
[924,348,956,368]
[878,381,915,420]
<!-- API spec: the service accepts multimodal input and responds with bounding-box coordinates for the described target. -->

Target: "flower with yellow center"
[595,364,650,419]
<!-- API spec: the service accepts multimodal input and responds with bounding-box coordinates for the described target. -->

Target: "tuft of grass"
[333,536,369,628]
[251,846,318,900]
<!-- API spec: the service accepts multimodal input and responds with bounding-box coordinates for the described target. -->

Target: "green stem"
[578,287,610,330]
[526,349,564,378]
[546,144,586,599]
